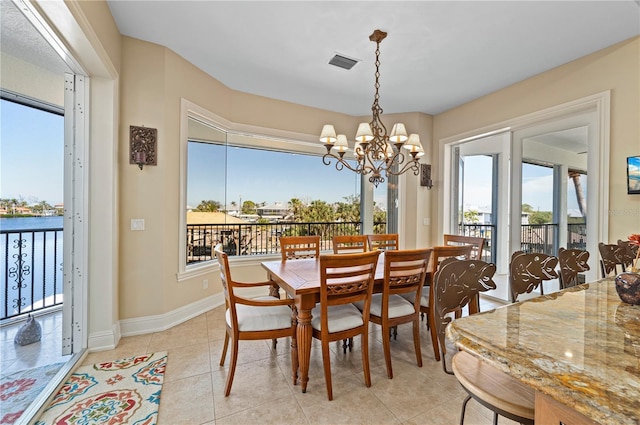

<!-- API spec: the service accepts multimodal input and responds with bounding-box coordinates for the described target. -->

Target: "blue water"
[1,217,64,318]
[0,216,63,231]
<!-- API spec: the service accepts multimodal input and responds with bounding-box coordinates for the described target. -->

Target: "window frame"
[178,98,355,280]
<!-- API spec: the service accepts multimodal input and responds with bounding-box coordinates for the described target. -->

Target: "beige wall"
[7,1,638,331]
[431,36,640,244]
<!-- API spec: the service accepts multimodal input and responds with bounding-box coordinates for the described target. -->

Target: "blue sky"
[2,98,584,215]
[187,141,389,209]
[1,100,64,205]
[463,156,585,214]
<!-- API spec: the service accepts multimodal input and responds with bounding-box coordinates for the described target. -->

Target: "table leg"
[268,278,281,298]
[290,305,298,385]
[296,304,313,393]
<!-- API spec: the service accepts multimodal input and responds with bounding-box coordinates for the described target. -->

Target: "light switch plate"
[131,219,145,231]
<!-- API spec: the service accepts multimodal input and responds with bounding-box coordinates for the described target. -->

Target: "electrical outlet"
[203,279,209,289]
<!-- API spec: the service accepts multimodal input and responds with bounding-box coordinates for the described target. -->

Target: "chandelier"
[320,29,423,187]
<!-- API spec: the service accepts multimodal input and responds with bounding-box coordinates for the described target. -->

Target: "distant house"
[257,202,290,222]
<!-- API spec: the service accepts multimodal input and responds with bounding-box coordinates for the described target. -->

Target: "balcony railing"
[188,221,386,263]
[1,227,63,321]
[457,224,495,263]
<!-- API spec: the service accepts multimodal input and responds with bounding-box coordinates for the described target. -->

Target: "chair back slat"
[509,251,559,302]
[558,248,590,289]
[443,234,486,261]
[280,235,320,261]
[385,249,431,297]
[320,251,380,307]
[332,235,368,254]
[367,234,399,251]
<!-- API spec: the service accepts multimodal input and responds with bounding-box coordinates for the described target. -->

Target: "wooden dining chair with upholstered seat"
[432,257,534,425]
[558,247,590,289]
[443,234,486,261]
[311,250,380,400]
[367,233,399,251]
[598,242,626,277]
[356,248,431,379]
[215,246,296,396]
[332,234,368,254]
[509,251,559,302]
[279,235,320,261]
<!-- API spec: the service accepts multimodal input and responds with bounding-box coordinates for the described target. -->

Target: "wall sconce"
[421,163,433,189]
[129,125,157,170]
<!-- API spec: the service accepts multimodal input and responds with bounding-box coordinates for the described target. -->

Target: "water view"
[1,216,64,320]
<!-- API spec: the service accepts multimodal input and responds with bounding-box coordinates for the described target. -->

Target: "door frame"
[439,91,610,284]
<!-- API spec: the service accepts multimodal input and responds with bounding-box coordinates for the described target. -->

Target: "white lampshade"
[402,134,423,153]
[334,134,349,153]
[320,124,337,144]
[355,123,374,142]
[389,123,408,143]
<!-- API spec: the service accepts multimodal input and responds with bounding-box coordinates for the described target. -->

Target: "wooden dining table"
[261,254,387,393]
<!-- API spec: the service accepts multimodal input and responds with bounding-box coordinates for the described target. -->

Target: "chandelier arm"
[388,159,421,177]
[323,153,364,174]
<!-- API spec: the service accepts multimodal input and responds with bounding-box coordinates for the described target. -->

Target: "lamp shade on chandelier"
[320,29,424,187]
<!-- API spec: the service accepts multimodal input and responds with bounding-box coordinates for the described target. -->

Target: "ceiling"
[2,0,638,152]
[103,1,640,116]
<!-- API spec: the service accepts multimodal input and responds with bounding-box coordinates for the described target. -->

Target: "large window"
[181,107,391,271]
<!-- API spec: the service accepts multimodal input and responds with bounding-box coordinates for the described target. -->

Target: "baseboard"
[118,293,225,337]
[89,287,273,351]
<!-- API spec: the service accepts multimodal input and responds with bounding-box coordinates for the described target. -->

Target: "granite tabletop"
[447,278,640,425]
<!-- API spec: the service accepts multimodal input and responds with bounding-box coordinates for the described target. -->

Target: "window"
[179,102,390,274]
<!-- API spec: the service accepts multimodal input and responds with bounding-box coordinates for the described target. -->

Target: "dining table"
[261,253,387,393]
[447,277,640,425]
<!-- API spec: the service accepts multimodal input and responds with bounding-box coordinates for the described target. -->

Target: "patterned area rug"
[34,352,167,425]
[1,362,65,425]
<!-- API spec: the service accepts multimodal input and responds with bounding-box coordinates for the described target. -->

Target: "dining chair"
[443,234,485,261]
[355,248,431,379]
[311,250,380,400]
[432,257,534,425]
[598,242,626,277]
[617,239,638,271]
[444,234,487,314]
[509,251,559,302]
[367,233,399,251]
[557,247,590,289]
[332,234,368,254]
[432,257,496,373]
[215,246,296,396]
[279,235,320,261]
[423,244,474,361]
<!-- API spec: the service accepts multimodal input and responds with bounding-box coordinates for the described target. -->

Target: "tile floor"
[74,297,518,425]
[0,310,70,377]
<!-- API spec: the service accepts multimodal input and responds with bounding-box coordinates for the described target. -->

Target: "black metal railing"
[521,223,558,255]
[457,224,495,263]
[1,227,63,321]
[187,221,386,263]
[567,222,587,250]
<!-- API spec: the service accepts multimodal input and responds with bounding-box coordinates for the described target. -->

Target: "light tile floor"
[75,297,519,425]
[0,310,70,377]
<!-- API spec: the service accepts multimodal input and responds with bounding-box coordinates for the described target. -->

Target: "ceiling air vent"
[329,54,359,70]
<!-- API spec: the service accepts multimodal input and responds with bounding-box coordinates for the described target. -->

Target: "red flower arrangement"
[629,234,640,272]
